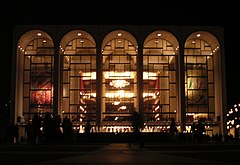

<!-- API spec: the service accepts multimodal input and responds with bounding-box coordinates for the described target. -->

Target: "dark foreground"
[1,142,240,165]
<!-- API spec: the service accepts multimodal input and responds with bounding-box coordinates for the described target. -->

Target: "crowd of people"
[1,112,82,144]
[0,111,237,144]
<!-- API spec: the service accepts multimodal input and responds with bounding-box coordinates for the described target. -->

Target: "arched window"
[101,30,138,131]
[60,30,97,129]
[17,30,54,121]
[143,30,179,131]
[184,31,220,122]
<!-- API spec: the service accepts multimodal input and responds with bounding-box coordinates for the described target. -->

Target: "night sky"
[1,4,239,107]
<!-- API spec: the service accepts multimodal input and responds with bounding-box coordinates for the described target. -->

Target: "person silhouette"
[196,119,205,142]
[169,117,177,142]
[84,120,92,134]
[130,110,144,146]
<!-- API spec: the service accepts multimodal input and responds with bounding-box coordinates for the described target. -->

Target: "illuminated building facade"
[11,25,227,136]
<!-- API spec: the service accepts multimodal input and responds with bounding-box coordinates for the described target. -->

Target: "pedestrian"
[130,110,144,146]
[196,119,206,142]
[32,112,42,144]
[169,117,178,142]
[84,120,92,134]
[191,122,197,142]
[132,111,140,134]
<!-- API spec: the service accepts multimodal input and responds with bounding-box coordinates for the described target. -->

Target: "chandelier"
[110,80,130,88]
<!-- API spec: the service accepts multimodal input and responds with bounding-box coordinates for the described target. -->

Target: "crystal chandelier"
[110,80,130,88]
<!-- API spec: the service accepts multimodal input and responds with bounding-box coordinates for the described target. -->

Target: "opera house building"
[11,25,227,137]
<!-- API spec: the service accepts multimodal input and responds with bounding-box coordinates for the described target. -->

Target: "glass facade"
[22,37,54,120]
[13,25,226,136]
[61,36,97,124]
[101,37,137,130]
[184,38,215,122]
[143,32,178,132]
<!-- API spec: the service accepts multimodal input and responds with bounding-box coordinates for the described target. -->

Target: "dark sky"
[1,4,239,107]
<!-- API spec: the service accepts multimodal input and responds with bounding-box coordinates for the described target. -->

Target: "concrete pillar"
[96,44,102,130]
[53,47,59,116]
[179,43,186,132]
[137,44,144,129]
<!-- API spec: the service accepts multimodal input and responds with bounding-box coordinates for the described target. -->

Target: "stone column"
[179,43,186,132]
[137,44,144,129]
[96,43,102,131]
[53,46,59,116]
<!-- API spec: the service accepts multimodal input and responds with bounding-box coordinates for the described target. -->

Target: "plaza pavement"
[0,142,240,164]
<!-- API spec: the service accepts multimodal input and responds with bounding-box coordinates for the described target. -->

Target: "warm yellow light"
[105,91,134,98]
[81,71,159,80]
[143,93,156,98]
[104,71,136,79]
[112,101,120,105]
[110,80,130,88]
[143,72,157,80]
[81,72,96,80]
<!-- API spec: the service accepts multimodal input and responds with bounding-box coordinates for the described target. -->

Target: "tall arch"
[101,30,138,132]
[16,30,54,122]
[184,31,221,134]
[143,30,179,132]
[59,30,97,132]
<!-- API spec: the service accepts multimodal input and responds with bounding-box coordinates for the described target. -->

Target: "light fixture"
[110,80,130,88]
